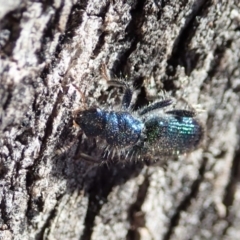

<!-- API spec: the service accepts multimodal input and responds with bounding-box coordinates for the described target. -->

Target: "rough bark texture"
[1,0,240,239]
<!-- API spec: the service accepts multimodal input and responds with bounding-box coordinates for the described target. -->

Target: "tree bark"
[1,0,240,239]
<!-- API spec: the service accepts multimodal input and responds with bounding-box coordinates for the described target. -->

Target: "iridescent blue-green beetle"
[74,80,203,162]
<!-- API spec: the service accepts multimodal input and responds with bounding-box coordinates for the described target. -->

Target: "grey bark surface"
[1,0,240,240]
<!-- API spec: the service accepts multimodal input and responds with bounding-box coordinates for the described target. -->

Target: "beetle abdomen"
[145,115,203,155]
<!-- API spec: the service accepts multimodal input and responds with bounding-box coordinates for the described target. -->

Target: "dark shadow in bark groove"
[0,8,23,56]
[165,0,211,80]
[111,0,146,76]
[163,157,208,240]
[223,148,240,208]
[0,190,10,228]
[37,1,65,64]
[126,172,150,240]
[35,198,60,240]
[90,2,111,59]
[39,1,88,79]
[80,162,145,240]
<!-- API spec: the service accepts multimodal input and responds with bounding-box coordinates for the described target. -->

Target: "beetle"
[73,79,203,163]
